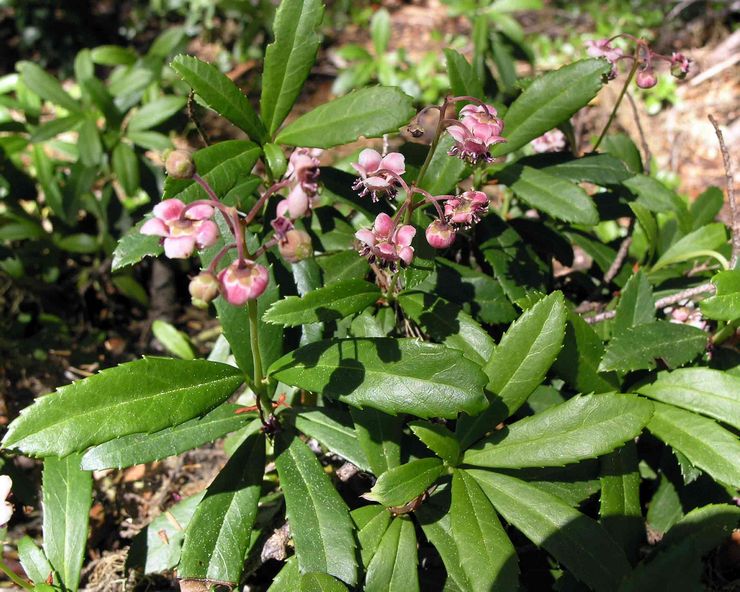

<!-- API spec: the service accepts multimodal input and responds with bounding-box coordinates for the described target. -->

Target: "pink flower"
[0,475,12,527]
[636,67,658,89]
[447,104,505,165]
[444,191,489,227]
[670,52,690,79]
[351,149,406,202]
[426,220,456,249]
[218,260,269,305]
[586,39,623,79]
[531,129,567,153]
[271,215,294,240]
[279,229,313,263]
[355,213,415,270]
[287,148,321,196]
[140,199,219,259]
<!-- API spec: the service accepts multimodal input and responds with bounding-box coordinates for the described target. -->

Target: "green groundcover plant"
[1,2,738,591]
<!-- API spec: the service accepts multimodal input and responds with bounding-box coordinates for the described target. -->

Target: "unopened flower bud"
[670,52,690,79]
[189,272,219,308]
[218,260,269,305]
[279,229,313,263]
[165,150,195,179]
[636,68,657,89]
[426,220,456,249]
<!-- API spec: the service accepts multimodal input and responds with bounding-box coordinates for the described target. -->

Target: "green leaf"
[637,368,740,430]
[127,130,172,151]
[543,153,631,185]
[275,432,357,585]
[2,357,244,457]
[623,174,689,229]
[276,87,416,148]
[368,458,445,507]
[652,223,728,272]
[171,55,266,143]
[17,535,53,585]
[457,292,566,449]
[268,338,488,419]
[30,114,85,143]
[451,470,518,592]
[261,0,324,136]
[111,219,162,271]
[599,321,708,372]
[502,166,599,225]
[127,96,187,131]
[112,141,140,197]
[351,407,401,476]
[370,8,391,55]
[19,62,80,112]
[398,291,494,366]
[80,405,254,470]
[647,401,740,488]
[179,433,265,583]
[690,186,724,230]
[352,505,391,569]
[701,269,740,321]
[364,517,419,592]
[629,202,658,261]
[90,44,137,65]
[418,134,470,195]
[264,142,287,179]
[492,59,609,156]
[470,470,631,592]
[617,539,702,592]
[300,573,349,592]
[444,49,484,99]
[614,271,654,335]
[464,394,653,468]
[151,320,195,360]
[292,407,371,471]
[42,454,92,592]
[77,117,103,167]
[269,557,302,592]
[409,421,460,465]
[660,503,740,555]
[54,233,98,254]
[646,473,683,535]
[264,279,380,327]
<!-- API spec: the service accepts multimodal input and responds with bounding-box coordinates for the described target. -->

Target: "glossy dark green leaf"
[19,62,80,112]
[111,219,163,271]
[42,454,92,592]
[701,269,740,321]
[351,407,402,476]
[623,174,689,228]
[151,319,194,359]
[418,134,470,196]
[647,401,740,488]
[269,557,301,591]
[264,142,288,179]
[543,154,631,185]
[2,358,244,457]
[17,535,53,585]
[261,0,324,136]
[464,394,653,468]
[364,517,419,592]
[409,421,460,465]
[275,432,357,585]
[617,538,702,592]
[451,470,518,592]
[77,117,103,167]
[445,49,484,99]
[471,470,631,592]
[80,405,255,470]
[659,503,740,555]
[352,505,392,568]
[171,55,266,142]
[614,271,654,335]
[300,573,348,592]
[292,407,370,471]
[491,59,610,155]
[276,87,415,148]
[268,338,488,419]
[112,141,140,197]
[264,280,379,327]
[646,473,683,535]
[599,321,708,372]
[127,96,187,131]
[690,186,724,230]
[179,433,265,583]
[652,223,728,272]
[368,458,445,507]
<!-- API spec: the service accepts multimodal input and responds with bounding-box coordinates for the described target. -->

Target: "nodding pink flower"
[271,215,294,240]
[636,67,658,89]
[531,129,567,153]
[189,271,220,308]
[0,475,12,527]
[447,104,505,165]
[218,260,269,305]
[444,191,490,227]
[277,185,312,219]
[351,149,406,202]
[670,52,690,79]
[586,39,623,79]
[355,212,415,270]
[426,220,456,249]
[287,148,321,196]
[140,198,219,259]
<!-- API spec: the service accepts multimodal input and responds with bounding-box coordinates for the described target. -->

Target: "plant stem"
[247,299,272,418]
[0,558,33,590]
[593,57,639,151]
[415,97,449,189]
[193,173,221,202]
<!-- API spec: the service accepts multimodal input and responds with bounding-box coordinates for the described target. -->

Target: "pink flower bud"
[426,220,456,249]
[279,229,313,263]
[165,150,195,179]
[189,272,220,308]
[218,260,269,305]
[286,185,311,218]
[670,52,690,79]
[636,68,657,89]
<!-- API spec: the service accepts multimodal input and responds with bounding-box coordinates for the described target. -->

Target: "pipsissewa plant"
[2,3,739,591]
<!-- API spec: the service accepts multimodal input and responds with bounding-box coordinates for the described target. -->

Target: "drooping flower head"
[278,229,313,263]
[217,260,270,305]
[355,213,415,270]
[140,199,219,259]
[189,271,220,308]
[444,191,490,227]
[287,148,322,196]
[670,52,690,79]
[636,67,658,89]
[426,220,456,249]
[447,104,505,165]
[531,129,567,153]
[351,149,406,202]
[586,39,624,79]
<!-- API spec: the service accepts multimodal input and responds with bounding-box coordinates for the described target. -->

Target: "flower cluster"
[446,103,505,165]
[351,149,406,202]
[141,199,219,259]
[531,129,567,153]
[356,213,416,271]
[276,148,321,220]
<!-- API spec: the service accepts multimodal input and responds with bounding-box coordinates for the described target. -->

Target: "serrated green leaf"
[637,368,740,430]
[127,96,187,131]
[275,432,357,585]
[18,535,53,585]
[352,505,392,567]
[646,473,683,535]
[276,87,416,148]
[445,49,484,100]
[464,394,653,468]
[19,62,80,112]
[368,458,444,507]
[80,405,254,470]
[151,319,195,360]
[292,407,370,471]
[261,0,324,136]
[451,470,518,592]
[171,55,266,142]
[42,454,92,592]
[647,401,740,488]
[264,279,379,327]
[269,557,301,592]
[614,271,654,335]
[491,59,609,156]
[111,219,163,271]
[652,223,728,272]
[629,202,658,261]
[690,187,724,230]
[364,517,419,592]
[179,433,265,583]
[659,503,740,555]
[268,338,488,419]
[599,321,707,372]
[623,175,689,229]
[617,539,702,592]
[543,154,631,185]
[470,470,631,592]
[300,572,349,592]
[701,269,740,321]
[409,421,460,465]
[351,407,401,476]
[2,358,244,457]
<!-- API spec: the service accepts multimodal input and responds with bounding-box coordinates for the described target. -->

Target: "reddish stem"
[244,179,292,225]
